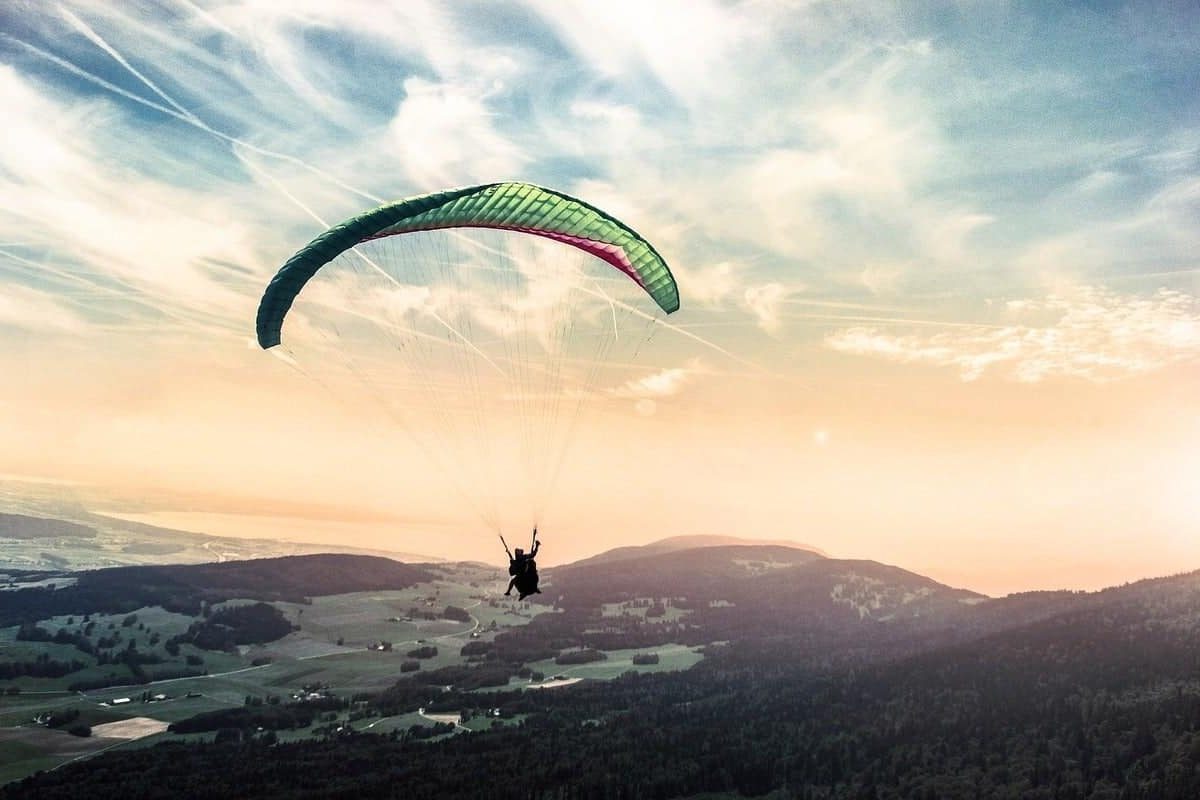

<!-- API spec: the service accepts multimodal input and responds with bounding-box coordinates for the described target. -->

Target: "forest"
[0,554,435,625]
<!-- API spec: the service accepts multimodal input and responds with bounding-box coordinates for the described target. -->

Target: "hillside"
[0,513,96,540]
[548,543,823,604]
[544,544,981,638]
[733,557,986,622]
[564,534,826,569]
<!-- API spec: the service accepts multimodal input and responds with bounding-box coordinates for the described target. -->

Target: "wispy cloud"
[0,281,85,333]
[610,359,704,399]
[742,282,790,333]
[387,77,531,189]
[825,288,1200,382]
[672,261,742,308]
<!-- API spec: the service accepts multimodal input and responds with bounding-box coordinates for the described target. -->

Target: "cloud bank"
[826,288,1200,382]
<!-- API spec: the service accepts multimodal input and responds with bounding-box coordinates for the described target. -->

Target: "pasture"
[523,643,704,682]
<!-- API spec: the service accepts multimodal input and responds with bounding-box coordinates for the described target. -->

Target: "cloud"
[524,0,753,107]
[673,261,742,307]
[610,359,704,399]
[0,282,85,333]
[857,263,907,296]
[387,77,530,189]
[742,282,791,333]
[825,287,1200,382]
[0,66,261,339]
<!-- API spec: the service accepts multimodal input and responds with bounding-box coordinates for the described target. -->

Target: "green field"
[523,643,704,682]
[600,599,692,623]
[0,730,88,786]
[0,605,245,695]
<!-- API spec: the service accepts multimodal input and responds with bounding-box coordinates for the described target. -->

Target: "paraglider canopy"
[257,182,678,350]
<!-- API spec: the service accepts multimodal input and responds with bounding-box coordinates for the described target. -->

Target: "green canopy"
[257,182,678,348]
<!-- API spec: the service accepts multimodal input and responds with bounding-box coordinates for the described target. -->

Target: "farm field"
[523,643,704,682]
[599,600,692,622]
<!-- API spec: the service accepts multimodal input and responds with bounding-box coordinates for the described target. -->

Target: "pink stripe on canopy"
[365,222,646,288]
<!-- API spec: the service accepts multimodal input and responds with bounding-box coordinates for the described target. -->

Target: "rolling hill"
[563,534,826,570]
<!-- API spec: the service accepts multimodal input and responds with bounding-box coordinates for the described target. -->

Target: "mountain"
[550,543,824,597]
[481,544,998,670]
[546,543,981,630]
[564,534,826,570]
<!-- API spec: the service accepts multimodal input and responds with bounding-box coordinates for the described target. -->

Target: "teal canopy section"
[257,182,678,348]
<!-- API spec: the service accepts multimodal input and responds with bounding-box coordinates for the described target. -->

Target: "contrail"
[4,33,384,205]
[59,6,203,125]
[0,247,244,338]
[781,297,923,312]
[784,312,1008,329]
[5,36,193,124]
[1097,267,1200,282]
[170,0,237,39]
[571,285,765,373]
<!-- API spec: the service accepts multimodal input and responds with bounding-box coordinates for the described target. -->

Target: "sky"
[1,1,1197,595]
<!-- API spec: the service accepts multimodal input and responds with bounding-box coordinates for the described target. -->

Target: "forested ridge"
[9,566,1200,799]
[0,554,434,625]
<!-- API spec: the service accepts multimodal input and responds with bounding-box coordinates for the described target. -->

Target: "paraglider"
[501,528,541,600]
[255,181,678,563]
